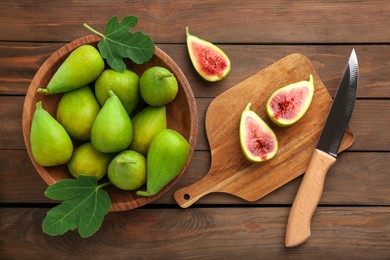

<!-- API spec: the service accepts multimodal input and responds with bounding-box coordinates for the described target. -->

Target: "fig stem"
[97,181,112,189]
[308,74,313,84]
[156,71,173,80]
[185,26,190,37]
[116,159,137,165]
[83,23,105,39]
[245,102,252,111]
[37,88,50,94]
[36,101,43,110]
[136,190,151,197]
[108,89,116,97]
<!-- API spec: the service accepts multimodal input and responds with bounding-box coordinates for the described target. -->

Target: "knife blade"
[285,49,359,247]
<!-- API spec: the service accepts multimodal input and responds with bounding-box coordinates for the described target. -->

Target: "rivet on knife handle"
[285,149,336,247]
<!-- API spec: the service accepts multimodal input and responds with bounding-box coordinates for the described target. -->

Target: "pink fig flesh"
[267,74,314,127]
[240,103,278,162]
[186,26,231,82]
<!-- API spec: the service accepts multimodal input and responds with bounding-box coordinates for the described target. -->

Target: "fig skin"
[91,90,133,153]
[95,69,140,116]
[108,150,146,191]
[139,66,178,106]
[130,105,167,155]
[240,102,278,162]
[266,74,314,127]
[37,45,104,94]
[56,86,100,141]
[30,101,73,167]
[68,142,114,180]
[186,26,231,82]
[137,129,190,197]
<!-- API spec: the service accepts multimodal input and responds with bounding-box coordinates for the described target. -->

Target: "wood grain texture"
[174,53,352,207]
[2,151,390,206]
[0,42,62,95]
[1,0,389,256]
[285,149,336,247]
[1,207,389,258]
[2,96,390,151]
[1,43,389,99]
[1,1,390,43]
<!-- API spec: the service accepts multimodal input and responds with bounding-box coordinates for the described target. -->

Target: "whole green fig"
[108,150,146,191]
[56,86,100,141]
[130,106,167,155]
[37,45,104,94]
[95,69,140,116]
[68,142,113,180]
[91,90,133,153]
[139,66,178,106]
[137,129,190,197]
[30,101,73,167]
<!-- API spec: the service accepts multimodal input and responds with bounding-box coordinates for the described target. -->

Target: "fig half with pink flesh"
[240,102,278,162]
[266,74,314,127]
[186,26,231,82]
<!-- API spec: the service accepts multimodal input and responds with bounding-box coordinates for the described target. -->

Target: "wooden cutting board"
[174,53,354,208]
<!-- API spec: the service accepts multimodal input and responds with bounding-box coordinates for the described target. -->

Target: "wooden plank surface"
[1,1,390,43]
[1,0,390,257]
[1,151,390,206]
[1,96,389,151]
[1,207,389,259]
[1,43,389,98]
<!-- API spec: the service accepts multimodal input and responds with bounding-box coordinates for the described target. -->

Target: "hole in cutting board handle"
[184,194,190,200]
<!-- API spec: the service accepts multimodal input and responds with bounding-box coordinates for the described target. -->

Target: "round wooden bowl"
[22,34,198,212]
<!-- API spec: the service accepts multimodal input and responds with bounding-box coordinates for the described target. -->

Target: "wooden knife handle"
[285,149,336,247]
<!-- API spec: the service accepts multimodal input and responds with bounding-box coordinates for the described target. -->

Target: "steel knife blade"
[285,49,359,247]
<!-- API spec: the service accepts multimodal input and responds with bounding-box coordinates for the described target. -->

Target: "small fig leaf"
[84,16,155,73]
[42,175,111,238]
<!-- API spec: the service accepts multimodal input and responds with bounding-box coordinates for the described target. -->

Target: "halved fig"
[240,102,278,162]
[266,74,314,127]
[186,26,231,82]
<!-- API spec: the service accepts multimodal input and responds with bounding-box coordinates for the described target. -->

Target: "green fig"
[130,106,167,155]
[108,150,146,191]
[68,142,114,180]
[137,129,190,197]
[139,66,178,106]
[37,45,104,94]
[30,101,73,167]
[240,102,278,162]
[95,69,140,116]
[186,26,231,82]
[56,86,100,141]
[266,74,314,127]
[91,90,133,153]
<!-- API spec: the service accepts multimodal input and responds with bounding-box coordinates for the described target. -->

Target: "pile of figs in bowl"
[22,34,198,211]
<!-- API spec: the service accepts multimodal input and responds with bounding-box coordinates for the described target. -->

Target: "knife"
[285,49,359,247]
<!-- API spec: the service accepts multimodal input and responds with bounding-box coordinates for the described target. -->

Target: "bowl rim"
[22,34,198,211]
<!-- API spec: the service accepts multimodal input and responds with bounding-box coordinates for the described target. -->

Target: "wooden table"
[1,1,389,258]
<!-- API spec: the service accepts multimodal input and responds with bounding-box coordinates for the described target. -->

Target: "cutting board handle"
[174,170,219,208]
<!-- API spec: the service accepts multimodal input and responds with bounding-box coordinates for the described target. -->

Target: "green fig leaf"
[42,175,111,238]
[84,16,155,72]
[78,188,110,238]
[42,196,92,236]
[44,175,97,200]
